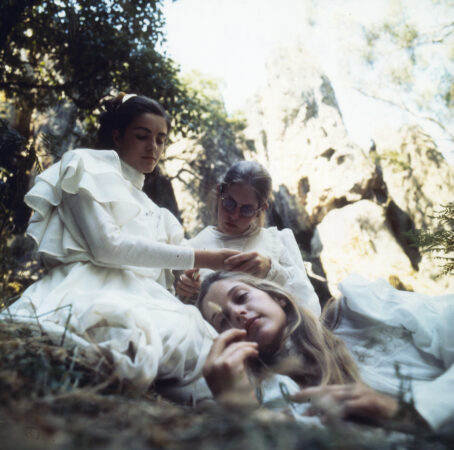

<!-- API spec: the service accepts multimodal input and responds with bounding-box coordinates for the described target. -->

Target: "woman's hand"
[194,249,241,271]
[224,251,272,278]
[291,383,399,424]
[203,329,259,408]
[176,269,201,298]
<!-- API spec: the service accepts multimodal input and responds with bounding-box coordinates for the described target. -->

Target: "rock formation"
[243,46,382,231]
[169,44,454,299]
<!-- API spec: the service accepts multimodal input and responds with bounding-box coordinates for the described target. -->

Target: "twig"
[60,305,73,347]
[353,87,454,142]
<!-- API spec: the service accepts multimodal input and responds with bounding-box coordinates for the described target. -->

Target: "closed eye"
[234,292,248,304]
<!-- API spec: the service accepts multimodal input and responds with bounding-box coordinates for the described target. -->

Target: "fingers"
[204,342,259,379]
[208,328,248,358]
[185,268,200,281]
[203,329,259,399]
[292,384,363,401]
[228,259,259,274]
[225,252,256,266]
[176,272,201,297]
[225,252,269,277]
[206,330,258,368]
[222,249,242,259]
[176,282,197,298]
[295,383,398,423]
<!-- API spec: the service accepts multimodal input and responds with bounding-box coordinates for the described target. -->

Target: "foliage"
[356,0,454,144]
[0,0,203,139]
[0,118,36,302]
[0,0,212,276]
[409,202,454,276]
[370,148,411,172]
[163,72,252,230]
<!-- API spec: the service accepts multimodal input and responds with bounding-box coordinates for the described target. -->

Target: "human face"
[202,279,287,356]
[217,183,261,236]
[113,113,168,173]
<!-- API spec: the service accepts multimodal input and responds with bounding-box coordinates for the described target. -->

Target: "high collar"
[120,159,145,190]
[213,223,261,241]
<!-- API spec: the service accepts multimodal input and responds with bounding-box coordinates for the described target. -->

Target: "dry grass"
[0,321,452,450]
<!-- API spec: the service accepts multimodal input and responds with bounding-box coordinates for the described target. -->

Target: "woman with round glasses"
[177,161,320,316]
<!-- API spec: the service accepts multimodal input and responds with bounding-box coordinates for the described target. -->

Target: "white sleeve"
[267,229,321,316]
[413,366,454,431]
[411,303,454,431]
[62,191,194,270]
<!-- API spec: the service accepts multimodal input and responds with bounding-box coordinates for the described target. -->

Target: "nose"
[146,139,157,153]
[228,206,241,220]
[231,305,247,328]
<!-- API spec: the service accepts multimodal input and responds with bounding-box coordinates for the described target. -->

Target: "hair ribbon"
[122,93,137,103]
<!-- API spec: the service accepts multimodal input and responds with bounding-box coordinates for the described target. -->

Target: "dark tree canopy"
[0,0,200,137]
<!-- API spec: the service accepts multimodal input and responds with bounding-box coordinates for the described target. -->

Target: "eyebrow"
[132,126,167,137]
[227,285,238,297]
[206,283,243,323]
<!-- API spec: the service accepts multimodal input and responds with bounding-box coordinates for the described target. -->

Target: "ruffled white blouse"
[6,148,216,392]
[186,225,321,316]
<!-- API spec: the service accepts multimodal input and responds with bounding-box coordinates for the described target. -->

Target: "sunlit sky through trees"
[162,0,454,163]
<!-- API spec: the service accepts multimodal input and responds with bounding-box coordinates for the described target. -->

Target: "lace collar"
[120,159,145,190]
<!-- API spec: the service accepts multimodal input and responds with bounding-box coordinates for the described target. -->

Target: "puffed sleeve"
[24,148,194,270]
[267,229,321,316]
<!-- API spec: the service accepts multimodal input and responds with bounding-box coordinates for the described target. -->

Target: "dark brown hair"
[219,160,272,207]
[97,94,171,149]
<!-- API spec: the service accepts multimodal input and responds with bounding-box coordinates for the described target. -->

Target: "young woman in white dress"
[177,161,321,316]
[5,94,239,392]
[197,271,454,433]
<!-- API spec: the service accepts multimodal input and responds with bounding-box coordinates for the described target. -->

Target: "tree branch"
[353,87,454,142]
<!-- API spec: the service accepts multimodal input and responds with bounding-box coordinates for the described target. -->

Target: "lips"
[245,316,260,335]
[225,221,237,228]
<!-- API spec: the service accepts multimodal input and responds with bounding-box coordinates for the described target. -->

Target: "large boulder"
[313,200,451,296]
[243,45,381,228]
[373,126,454,292]
[374,125,454,230]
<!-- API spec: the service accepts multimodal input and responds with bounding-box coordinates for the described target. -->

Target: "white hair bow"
[122,93,137,103]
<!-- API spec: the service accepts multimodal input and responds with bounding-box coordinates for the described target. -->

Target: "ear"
[277,297,287,308]
[262,202,269,211]
[112,129,122,149]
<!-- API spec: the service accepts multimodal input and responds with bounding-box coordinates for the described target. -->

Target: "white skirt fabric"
[3,149,215,393]
[8,261,216,393]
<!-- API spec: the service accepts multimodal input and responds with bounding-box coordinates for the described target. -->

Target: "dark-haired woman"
[197,271,454,432]
[177,161,321,316]
[6,94,238,392]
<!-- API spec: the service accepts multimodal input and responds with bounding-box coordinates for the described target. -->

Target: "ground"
[0,322,452,450]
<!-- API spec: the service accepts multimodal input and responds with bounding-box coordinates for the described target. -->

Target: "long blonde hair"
[197,272,361,387]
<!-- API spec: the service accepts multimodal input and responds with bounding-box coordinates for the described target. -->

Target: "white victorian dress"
[5,148,216,392]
